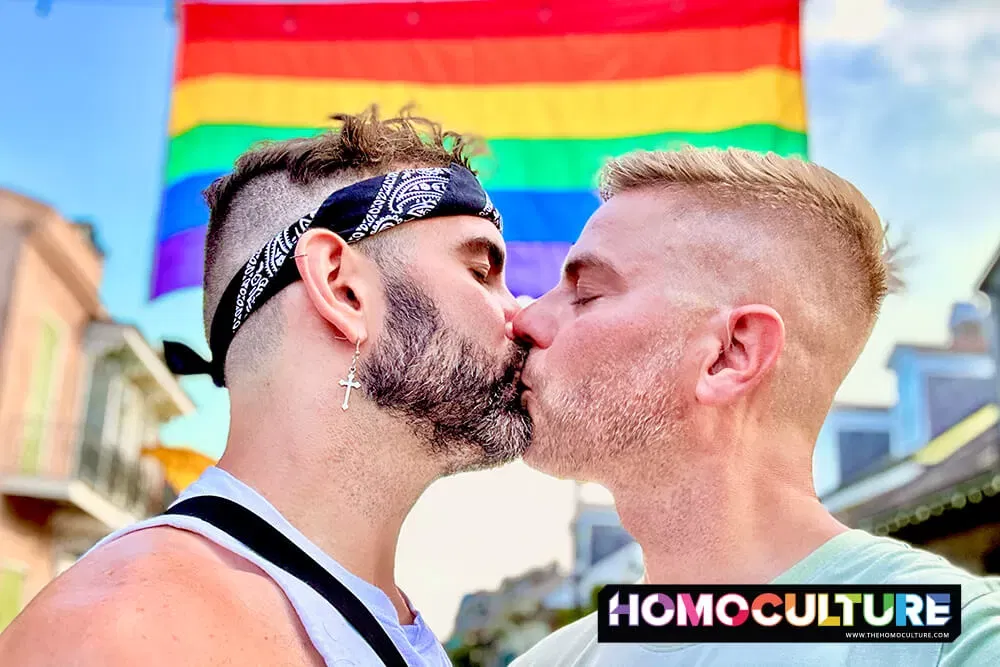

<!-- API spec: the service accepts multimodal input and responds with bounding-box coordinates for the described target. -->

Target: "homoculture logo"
[597,585,961,643]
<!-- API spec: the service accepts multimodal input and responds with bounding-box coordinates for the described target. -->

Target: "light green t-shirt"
[511,530,1000,667]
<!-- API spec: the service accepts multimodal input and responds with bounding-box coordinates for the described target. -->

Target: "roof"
[834,404,1000,531]
[829,402,893,413]
[926,375,996,439]
[977,244,1000,292]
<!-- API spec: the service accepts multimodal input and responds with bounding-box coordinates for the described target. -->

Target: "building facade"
[818,300,999,573]
[542,492,643,611]
[0,189,194,630]
[447,485,643,665]
[447,562,564,667]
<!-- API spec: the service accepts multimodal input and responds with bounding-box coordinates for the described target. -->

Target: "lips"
[517,365,533,392]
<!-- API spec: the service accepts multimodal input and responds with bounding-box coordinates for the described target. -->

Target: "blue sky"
[2,0,1000,638]
[2,0,999,461]
[0,0,230,451]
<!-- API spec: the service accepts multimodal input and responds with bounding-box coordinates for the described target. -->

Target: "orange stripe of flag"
[177,23,800,85]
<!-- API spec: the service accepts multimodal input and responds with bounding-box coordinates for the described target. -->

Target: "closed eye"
[457,237,506,284]
[571,295,599,307]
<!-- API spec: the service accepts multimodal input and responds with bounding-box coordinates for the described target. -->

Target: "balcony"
[0,418,169,530]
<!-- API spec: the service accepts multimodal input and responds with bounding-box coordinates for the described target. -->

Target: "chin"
[521,441,544,466]
[520,437,567,477]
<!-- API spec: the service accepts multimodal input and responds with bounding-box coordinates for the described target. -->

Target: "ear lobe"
[294,228,368,343]
[695,305,785,406]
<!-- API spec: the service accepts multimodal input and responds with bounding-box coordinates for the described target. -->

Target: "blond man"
[510,148,1000,665]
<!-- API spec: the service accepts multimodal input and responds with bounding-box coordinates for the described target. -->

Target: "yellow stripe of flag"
[170,67,806,139]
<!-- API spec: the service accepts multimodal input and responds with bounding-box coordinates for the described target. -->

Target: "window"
[590,524,634,566]
[926,376,996,439]
[838,430,891,484]
[0,564,25,631]
[20,317,63,474]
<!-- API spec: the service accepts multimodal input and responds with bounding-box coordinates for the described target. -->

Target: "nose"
[500,288,522,324]
[509,296,556,349]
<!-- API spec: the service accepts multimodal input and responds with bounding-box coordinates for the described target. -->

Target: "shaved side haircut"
[200,106,483,385]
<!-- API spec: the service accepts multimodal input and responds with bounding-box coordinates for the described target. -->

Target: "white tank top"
[86,466,450,667]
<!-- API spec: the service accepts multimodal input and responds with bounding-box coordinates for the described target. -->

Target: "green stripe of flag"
[166,124,807,190]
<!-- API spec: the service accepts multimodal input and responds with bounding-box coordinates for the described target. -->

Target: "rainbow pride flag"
[153,0,806,299]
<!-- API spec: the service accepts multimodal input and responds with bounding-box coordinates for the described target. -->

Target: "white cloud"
[970,129,1000,159]
[805,0,902,47]
[807,0,1000,116]
[878,7,1000,88]
[969,61,1000,116]
[515,294,536,306]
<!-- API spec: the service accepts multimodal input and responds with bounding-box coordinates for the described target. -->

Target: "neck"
[609,427,847,585]
[218,381,440,625]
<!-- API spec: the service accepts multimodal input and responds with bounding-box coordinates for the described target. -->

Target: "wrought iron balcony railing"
[1,417,169,520]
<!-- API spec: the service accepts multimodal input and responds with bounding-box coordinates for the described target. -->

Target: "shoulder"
[838,532,1000,613]
[830,531,999,593]
[822,532,1000,666]
[0,526,318,666]
[511,612,598,667]
[936,588,1000,667]
[878,543,994,591]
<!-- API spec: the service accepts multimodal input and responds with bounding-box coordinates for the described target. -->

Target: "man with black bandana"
[0,108,530,666]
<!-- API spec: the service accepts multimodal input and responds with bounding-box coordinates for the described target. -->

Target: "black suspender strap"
[166,495,409,667]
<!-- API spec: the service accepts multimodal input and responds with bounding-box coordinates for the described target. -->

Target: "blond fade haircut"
[598,147,905,427]
[599,147,902,322]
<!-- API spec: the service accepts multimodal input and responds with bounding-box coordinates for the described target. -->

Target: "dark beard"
[357,276,532,471]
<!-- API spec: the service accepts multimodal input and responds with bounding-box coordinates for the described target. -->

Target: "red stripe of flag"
[182,0,800,43]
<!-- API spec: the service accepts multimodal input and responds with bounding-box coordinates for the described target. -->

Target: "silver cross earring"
[338,339,362,410]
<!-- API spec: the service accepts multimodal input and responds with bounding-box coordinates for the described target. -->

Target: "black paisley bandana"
[163,163,501,388]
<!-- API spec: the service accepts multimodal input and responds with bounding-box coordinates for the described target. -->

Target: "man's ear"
[293,228,370,343]
[695,305,785,406]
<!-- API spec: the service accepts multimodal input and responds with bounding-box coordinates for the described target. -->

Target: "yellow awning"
[142,445,217,494]
[912,404,999,466]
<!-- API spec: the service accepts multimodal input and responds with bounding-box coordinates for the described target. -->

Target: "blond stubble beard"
[524,341,688,484]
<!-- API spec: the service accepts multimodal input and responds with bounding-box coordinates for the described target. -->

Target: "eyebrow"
[563,252,621,281]
[457,236,506,272]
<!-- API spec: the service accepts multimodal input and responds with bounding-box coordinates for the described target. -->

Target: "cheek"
[545,322,616,378]
[454,287,509,343]
[548,316,661,380]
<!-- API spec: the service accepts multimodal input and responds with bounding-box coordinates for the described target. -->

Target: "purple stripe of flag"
[151,226,207,298]
[505,241,570,298]
[151,231,570,300]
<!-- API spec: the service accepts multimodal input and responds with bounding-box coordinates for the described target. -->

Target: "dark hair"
[203,105,482,259]
[199,106,485,384]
